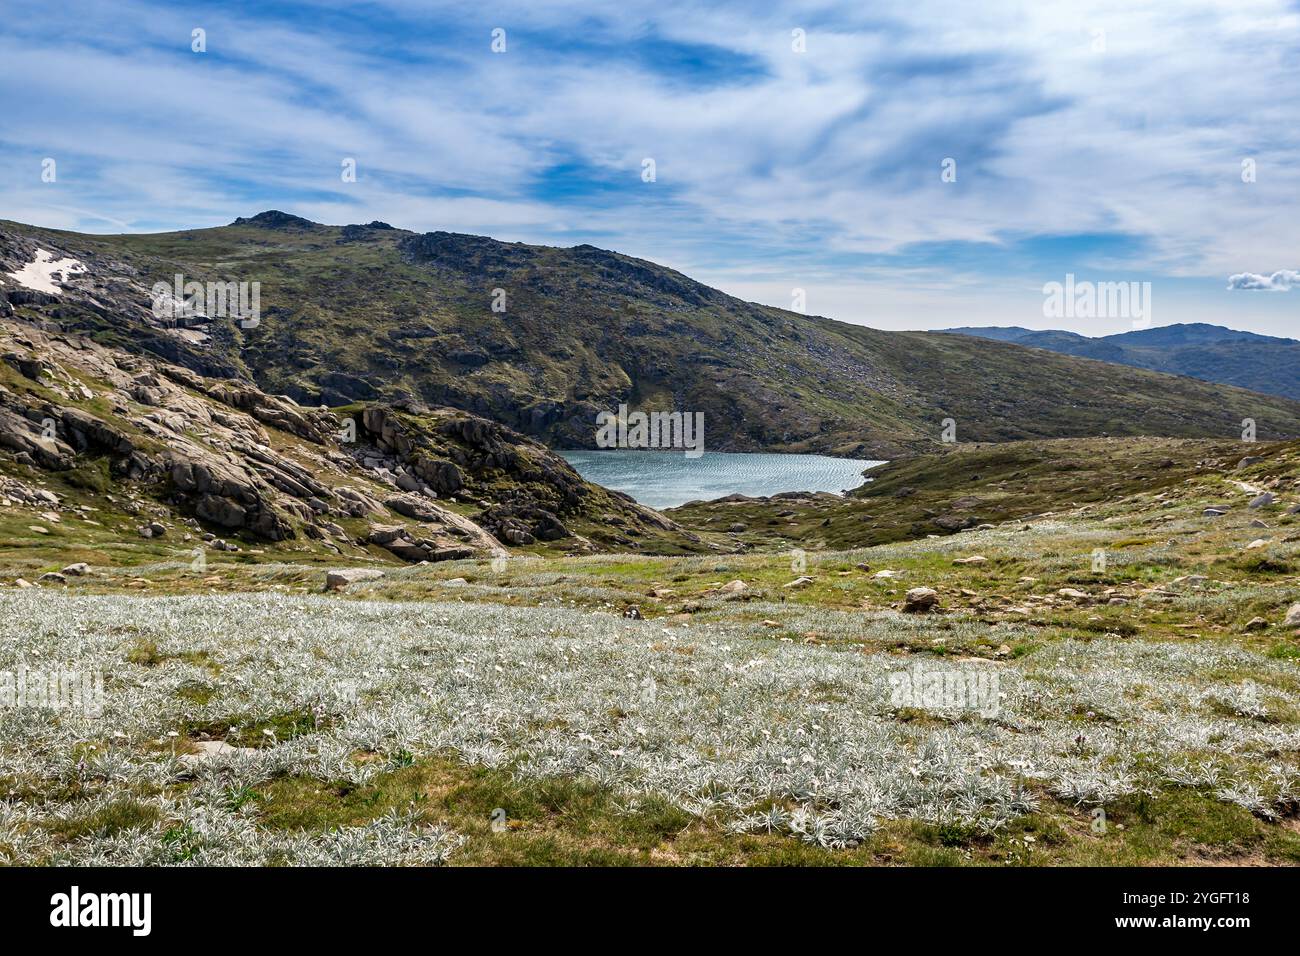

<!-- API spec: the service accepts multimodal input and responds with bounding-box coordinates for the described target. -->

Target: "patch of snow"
[5,248,87,295]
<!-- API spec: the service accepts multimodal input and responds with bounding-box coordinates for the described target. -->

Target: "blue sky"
[2,0,1299,336]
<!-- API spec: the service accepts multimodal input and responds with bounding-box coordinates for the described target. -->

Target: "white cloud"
[1226,270,1300,291]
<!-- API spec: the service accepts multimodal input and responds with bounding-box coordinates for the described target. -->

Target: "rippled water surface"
[559,450,884,509]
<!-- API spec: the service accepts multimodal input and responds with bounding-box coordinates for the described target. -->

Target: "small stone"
[1245,538,1271,550]
[15,579,34,589]
[622,606,643,620]
[1057,588,1089,600]
[718,580,748,594]
[325,568,385,590]
[1284,604,1300,627]
[60,562,90,576]
[784,576,814,588]
[953,555,988,565]
[28,526,50,535]
[903,587,939,613]
[1249,492,1275,509]
[148,521,166,536]
[180,740,257,767]
[38,572,66,585]
[1243,617,1269,631]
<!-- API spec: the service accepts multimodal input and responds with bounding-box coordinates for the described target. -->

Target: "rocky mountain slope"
[4,214,1300,459]
[0,316,707,580]
[943,324,1300,401]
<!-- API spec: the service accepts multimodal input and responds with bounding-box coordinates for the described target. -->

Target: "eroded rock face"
[366,523,484,563]
[0,308,694,558]
[168,455,294,540]
[348,403,689,549]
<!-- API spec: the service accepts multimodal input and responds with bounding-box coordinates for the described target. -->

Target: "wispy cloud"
[2,0,1299,335]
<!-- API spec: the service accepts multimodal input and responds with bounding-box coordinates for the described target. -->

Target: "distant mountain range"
[941,324,1300,401]
[4,212,1300,458]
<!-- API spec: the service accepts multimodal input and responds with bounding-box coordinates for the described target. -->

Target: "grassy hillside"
[5,214,1300,458]
[668,436,1267,551]
[945,324,1300,401]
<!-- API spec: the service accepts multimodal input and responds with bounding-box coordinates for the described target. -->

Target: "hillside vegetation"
[4,214,1299,458]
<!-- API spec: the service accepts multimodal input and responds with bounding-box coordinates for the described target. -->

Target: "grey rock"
[325,568,386,590]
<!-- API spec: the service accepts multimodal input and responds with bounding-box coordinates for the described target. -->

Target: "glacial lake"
[559,450,885,510]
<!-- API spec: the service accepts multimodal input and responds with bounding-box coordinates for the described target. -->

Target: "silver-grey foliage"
[2,591,1297,861]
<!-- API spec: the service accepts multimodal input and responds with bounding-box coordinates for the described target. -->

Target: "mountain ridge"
[942,323,1300,400]
[4,212,1300,456]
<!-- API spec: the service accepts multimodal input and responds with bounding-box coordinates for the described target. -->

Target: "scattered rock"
[1243,617,1270,631]
[903,587,939,613]
[180,740,256,767]
[325,568,386,590]
[1202,508,1228,517]
[1285,604,1300,627]
[37,572,66,585]
[784,576,814,588]
[1249,492,1275,509]
[1057,588,1089,601]
[622,606,643,620]
[718,580,748,594]
[953,555,987,565]
[1245,538,1272,550]
[15,578,34,588]
[60,562,90,576]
